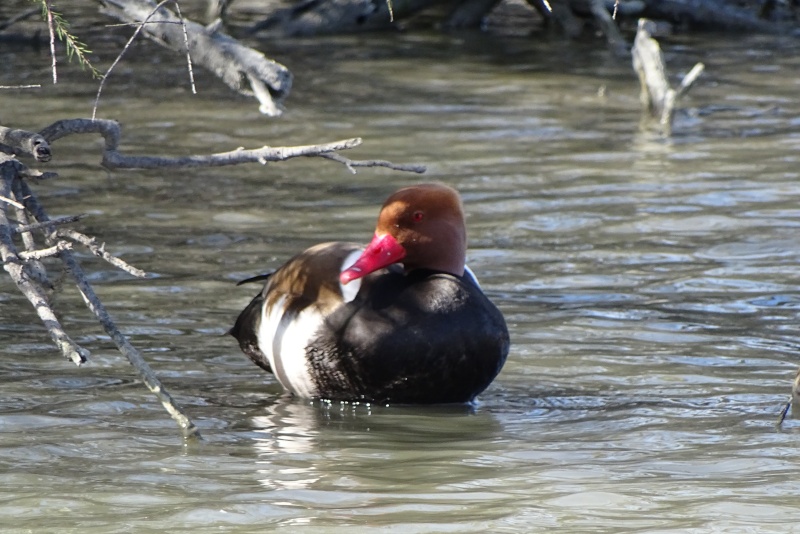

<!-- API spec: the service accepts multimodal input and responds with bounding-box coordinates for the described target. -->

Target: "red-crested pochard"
[230,183,509,404]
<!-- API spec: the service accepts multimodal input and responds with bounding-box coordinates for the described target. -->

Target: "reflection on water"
[1,29,800,533]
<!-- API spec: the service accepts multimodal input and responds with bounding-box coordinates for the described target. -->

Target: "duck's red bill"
[340,233,406,285]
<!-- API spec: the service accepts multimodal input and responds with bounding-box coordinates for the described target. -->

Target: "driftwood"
[99,0,293,116]
[631,18,704,135]
[0,118,425,439]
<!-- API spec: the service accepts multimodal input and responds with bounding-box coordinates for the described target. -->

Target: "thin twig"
[173,1,197,95]
[318,152,427,174]
[0,194,24,209]
[13,205,50,288]
[13,214,84,234]
[45,0,57,84]
[0,159,87,365]
[57,228,147,278]
[0,85,43,90]
[103,20,183,27]
[777,397,792,426]
[19,241,72,261]
[93,0,174,120]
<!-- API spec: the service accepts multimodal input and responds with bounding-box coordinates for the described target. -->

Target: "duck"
[229,183,509,404]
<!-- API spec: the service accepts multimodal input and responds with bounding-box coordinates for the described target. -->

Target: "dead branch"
[36,118,426,173]
[18,241,72,261]
[11,173,199,439]
[13,214,85,234]
[0,156,88,366]
[631,18,704,135]
[99,0,293,116]
[0,194,25,209]
[0,126,52,162]
[57,228,147,278]
[318,152,426,174]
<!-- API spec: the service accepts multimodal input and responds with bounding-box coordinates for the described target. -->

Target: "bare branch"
[93,0,174,120]
[0,126,52,162]
[0,194,25,209]
[173,1,197,95]
[12,205,51,288]
[18,241,72,261]
[13,214,85,234]
[100,0,293,116]
[318,152,427,174]
[36,119,425,174]
[57,228,147,278]
[0,85,43,90]
[45,0,58,83]
[14,176,199,440]
[0,157,87,365]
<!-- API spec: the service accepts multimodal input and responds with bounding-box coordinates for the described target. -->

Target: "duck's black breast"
[306,269,510,404]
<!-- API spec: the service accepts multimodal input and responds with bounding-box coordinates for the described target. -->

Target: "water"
[2,24,800,533]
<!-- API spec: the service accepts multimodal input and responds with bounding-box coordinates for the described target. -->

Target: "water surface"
[2,29,800,533]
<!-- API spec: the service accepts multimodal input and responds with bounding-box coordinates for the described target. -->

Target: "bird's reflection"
[246,396,501,491]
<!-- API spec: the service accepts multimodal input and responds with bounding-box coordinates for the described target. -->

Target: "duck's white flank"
[256,250,364,398]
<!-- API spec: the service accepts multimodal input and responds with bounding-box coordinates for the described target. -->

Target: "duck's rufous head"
[340,183,467,285]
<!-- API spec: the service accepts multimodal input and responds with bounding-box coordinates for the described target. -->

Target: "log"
[99,0,293,116]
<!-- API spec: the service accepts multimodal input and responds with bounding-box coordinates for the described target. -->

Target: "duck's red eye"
[412,211,424,222]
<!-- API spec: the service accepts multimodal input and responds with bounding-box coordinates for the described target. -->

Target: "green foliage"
[33,0,101,78]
